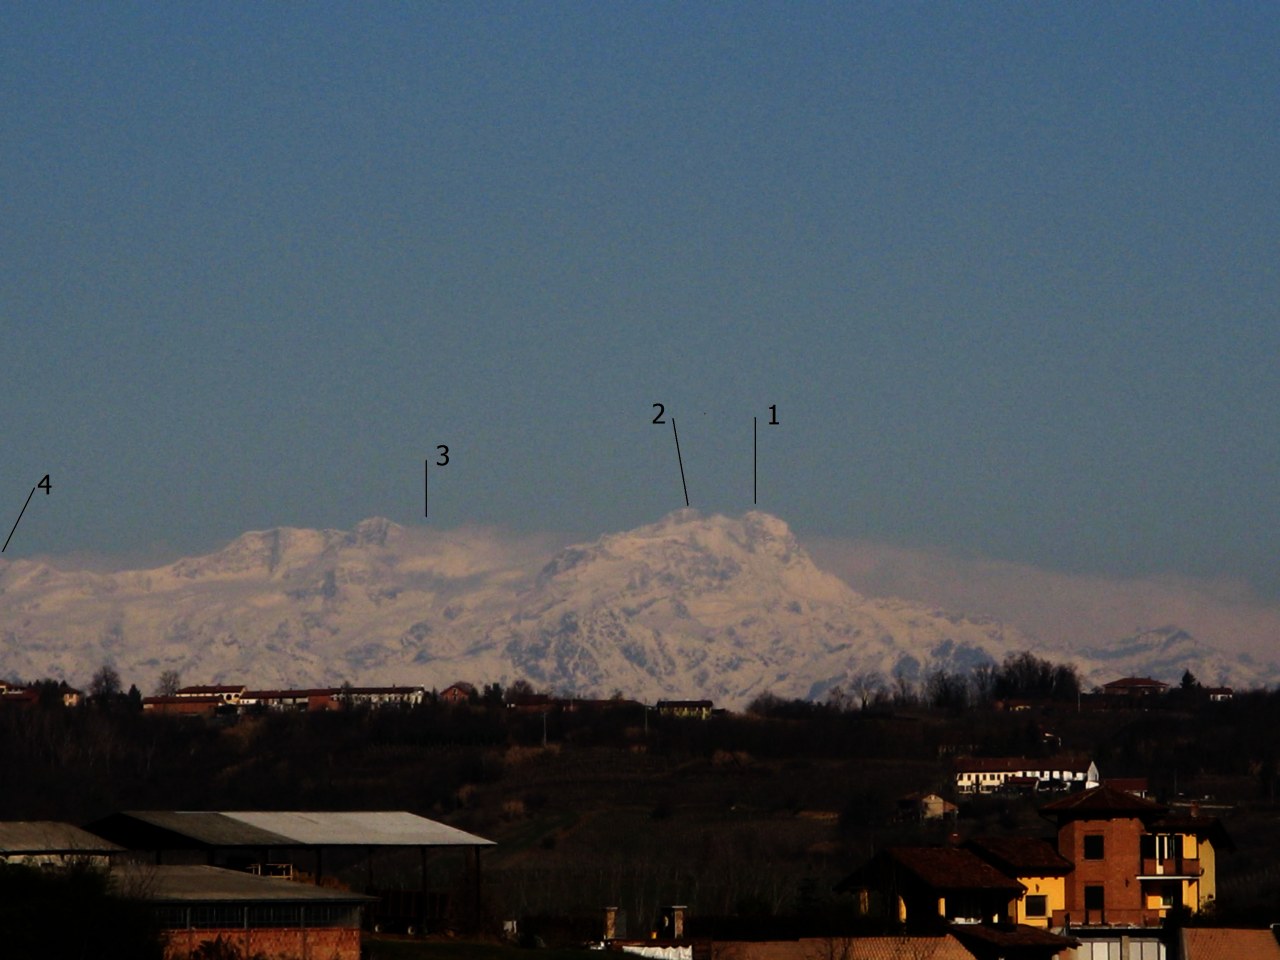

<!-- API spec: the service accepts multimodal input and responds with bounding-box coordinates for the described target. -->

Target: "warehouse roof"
[0,820,124,855]
[113,864,374,903]
[87,810,494,849]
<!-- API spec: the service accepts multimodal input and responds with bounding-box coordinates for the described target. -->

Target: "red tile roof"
[713,936,973,960]
[1181,928,1280,960]
[965,836,1073,877]
[1103,777,1149,795]
[886,846,1024,892]
[950,922,1078,950]
[175,685,245,696]
[1040,784,1166,818]
[1103,677,1169,689]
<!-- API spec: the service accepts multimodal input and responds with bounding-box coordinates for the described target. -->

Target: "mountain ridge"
[1,511,1274,704]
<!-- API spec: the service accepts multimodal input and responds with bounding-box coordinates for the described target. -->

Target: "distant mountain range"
[1,511,1275,706]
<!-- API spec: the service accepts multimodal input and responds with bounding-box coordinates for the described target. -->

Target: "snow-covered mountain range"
[0,511,1274,705]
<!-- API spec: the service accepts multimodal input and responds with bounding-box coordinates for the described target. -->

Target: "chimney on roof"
[658,905,686,939]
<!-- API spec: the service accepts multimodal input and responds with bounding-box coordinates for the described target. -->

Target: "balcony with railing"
[1138,856,1202,878]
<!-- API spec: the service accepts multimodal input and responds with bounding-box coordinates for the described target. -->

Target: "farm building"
[86,810,494,934]
[124,863,373,960]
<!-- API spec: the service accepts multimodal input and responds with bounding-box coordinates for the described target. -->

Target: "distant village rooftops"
[1102,676,1170,695]
[174,684,246,699]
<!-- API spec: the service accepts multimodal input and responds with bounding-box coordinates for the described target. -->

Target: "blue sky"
[3,3,1279,595]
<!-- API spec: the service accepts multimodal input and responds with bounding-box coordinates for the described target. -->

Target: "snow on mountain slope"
[456,509,1042,705]
[0,511,1272,705]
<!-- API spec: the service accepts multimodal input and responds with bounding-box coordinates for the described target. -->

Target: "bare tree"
[970,663,997,706]
[891,662,918,707]
[90,664,122,700]
[925,669,969,711]
[848,671,885,710]
[155,670,182,697]
[507,678,536,699]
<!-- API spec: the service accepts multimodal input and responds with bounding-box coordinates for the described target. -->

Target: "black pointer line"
[671,418,690,507]
[2,486,36,553]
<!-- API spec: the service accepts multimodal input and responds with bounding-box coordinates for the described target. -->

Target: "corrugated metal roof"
[224,811,494,846]
[112,864,373,903]
[119,811,292,846]
[0,821,124,854]
[112,810,493,847]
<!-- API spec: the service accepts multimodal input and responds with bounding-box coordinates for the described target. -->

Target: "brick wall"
[1059,816,1155,926]
[163,926,360,960]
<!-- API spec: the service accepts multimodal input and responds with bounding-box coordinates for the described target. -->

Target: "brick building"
[1040,785,1229,927]
[125,864,372,960]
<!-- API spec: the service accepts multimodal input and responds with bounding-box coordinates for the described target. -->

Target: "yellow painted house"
[1137,812,1225,915]
[964,836,1072,928]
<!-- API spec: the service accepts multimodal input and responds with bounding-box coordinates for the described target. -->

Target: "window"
[1083,834,1105,860]
[1025,894,1048,918]
[191,905,246,929]
[1084,885,1105,911]
[1143,833,1185,862]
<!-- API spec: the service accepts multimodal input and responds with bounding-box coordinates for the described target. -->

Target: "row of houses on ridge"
[953,757,1101,796]
[138,682,720,718]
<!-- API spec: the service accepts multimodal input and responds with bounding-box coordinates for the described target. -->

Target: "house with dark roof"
[835,847,1078,959]
[1101,677,1169,698]
[142,694,226,716]
[439,681,476,704]
[837,846,1024,928]
[963,838,1072,929]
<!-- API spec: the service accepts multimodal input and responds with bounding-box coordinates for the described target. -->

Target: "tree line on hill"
[4,650,1280,932]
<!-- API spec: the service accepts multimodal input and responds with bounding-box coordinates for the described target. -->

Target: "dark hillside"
[1,688,1278,929]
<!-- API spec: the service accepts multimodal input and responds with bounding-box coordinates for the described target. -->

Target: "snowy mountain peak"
[347,517,402,548]
[2,513,1276,702]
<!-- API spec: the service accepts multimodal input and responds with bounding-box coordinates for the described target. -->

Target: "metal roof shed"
[0,820,125,866]
[85,810,495,934]
[224,811,492,847]
[85,810,493,853]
